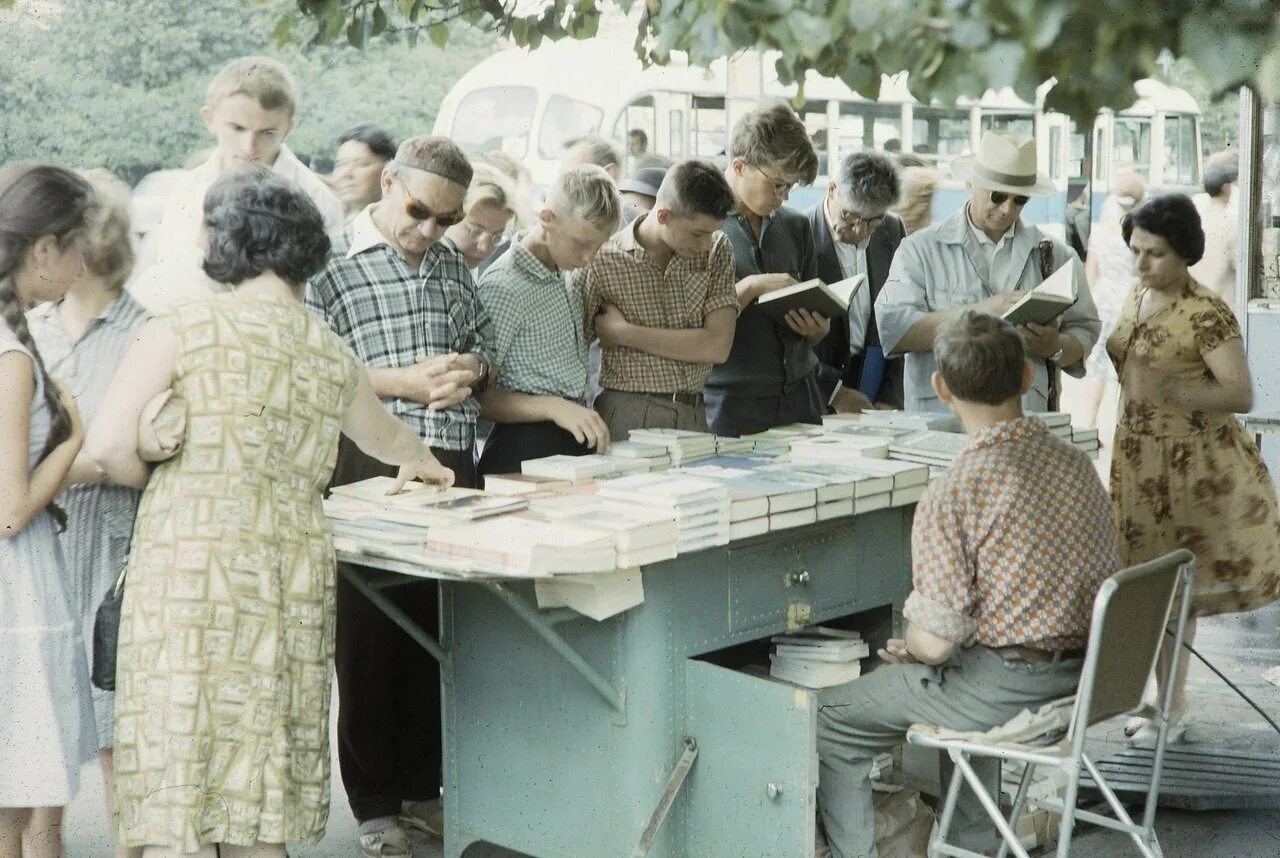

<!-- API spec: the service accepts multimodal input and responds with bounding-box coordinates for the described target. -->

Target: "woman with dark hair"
[0,163,98,855]
[332,123,397,217]
[87,167,455,857]
[1108,192,1280,745]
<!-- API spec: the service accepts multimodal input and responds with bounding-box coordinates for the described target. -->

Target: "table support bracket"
[341,567,452,671]
[632,737,699,858]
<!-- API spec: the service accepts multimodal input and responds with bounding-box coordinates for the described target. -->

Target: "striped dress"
[28,290,149,748]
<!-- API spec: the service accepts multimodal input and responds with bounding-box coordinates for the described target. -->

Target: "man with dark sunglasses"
[874,129,1100,414]
[306,135,495,857]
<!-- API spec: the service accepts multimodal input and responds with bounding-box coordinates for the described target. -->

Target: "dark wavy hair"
[1121,193,1205,265]
[339,124,397,162]
[202,166,331,288]
[0,163,96,529]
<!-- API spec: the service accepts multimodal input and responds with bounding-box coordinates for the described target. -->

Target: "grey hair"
[836,152,900,211]
[546,164,621,234]
[655,160,735,220]
[934,311,1026,405]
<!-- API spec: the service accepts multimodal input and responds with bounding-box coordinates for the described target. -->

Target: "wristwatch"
[1047,344,1065,363]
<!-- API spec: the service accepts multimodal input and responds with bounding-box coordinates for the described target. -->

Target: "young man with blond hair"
[582,159,739,437]
[474,165,620,478]
[133,56,344,310]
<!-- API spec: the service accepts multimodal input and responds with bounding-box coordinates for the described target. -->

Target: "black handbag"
[91,570,126,691]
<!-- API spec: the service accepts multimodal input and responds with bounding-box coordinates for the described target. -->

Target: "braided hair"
[0,163,96,529]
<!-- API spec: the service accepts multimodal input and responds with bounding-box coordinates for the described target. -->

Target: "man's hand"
[1019,320,1062,359]
[975,292,1022,317]
[785,308,830,345]
[877,638,919,665]
[399,354,478,410]
[595,304,631,347]
[831,386,873,414]
[547,399,611,452]
[736,273,797,306]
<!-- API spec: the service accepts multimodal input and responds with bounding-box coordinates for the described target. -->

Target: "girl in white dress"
[0,163,98,857]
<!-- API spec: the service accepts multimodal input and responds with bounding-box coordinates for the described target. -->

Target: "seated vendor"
[814,311,1117,858]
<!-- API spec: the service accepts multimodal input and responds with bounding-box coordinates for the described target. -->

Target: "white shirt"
[826,207,872,353]
[966,208,1016,292]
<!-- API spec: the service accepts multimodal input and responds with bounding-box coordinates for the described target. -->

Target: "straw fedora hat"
[951,129,1056,197]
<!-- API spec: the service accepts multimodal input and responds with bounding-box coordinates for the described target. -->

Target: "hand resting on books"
[389,445,456,495]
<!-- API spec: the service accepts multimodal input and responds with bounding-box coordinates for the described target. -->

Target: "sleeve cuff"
[903,591,978,644]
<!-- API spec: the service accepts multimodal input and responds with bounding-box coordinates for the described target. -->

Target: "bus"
[434,38,1201,234]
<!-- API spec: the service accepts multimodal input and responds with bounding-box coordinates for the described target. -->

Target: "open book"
[757,273,866,321]
[1001,262,1077,326]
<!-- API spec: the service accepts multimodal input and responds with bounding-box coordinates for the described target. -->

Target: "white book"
[756,273,865,321]
[522,454,619,482]
[482,473,573,495]
[1029,411,1072,428]
[1071,426,1100,443]
[330,476,445,505]
[616,543,679,567]
[608,440,675,459]
[757,466,854,503]
[774,641,871,662]
[891,484,928,506]
[769,655,863,688]
[772,626,864,645]
[533,568,644,621]
[1001,262,1077,326]
[854,492,892,515]
[769,507,818,531]
[793,464,894,498]
[729,517,770,541]
[816,498,854,521]
[843,457,930,489]
[889,430,970,459]
[789,435,892,461]
[428,517,616,575]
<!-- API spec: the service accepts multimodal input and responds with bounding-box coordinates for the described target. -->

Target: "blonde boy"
[134,57,343,308]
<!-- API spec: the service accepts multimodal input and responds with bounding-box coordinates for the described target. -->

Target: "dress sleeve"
[1191,292,1242,356]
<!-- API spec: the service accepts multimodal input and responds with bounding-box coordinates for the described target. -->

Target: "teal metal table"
[340,505,913,857]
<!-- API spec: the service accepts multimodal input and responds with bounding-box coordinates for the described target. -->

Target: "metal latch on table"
[633,736,699,858]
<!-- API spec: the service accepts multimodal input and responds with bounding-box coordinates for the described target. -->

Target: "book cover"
[1001,262,1077,326]
[757,273,866,321]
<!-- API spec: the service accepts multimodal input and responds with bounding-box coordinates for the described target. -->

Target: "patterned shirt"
[305,207,494,451]
[477,241,587,400]
[580,214,738,394]
[903,416,1117,651]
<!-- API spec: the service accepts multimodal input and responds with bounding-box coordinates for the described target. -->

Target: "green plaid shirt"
[305,211,494,451]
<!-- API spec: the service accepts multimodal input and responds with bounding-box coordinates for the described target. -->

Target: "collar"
[965,204,1014,251]
[29,290,143,337]
[964,415,1047,452]
[202,144,304,182]
[618,213,710,271]
[509,237,564,285]
[346,205,390,258]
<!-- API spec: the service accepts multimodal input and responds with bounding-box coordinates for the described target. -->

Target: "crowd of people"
[2,51,1278,858]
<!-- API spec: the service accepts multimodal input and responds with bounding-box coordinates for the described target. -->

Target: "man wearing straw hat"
[874,129,1099,412]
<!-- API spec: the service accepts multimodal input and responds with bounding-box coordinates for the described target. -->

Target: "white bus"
[434,39,1201,231]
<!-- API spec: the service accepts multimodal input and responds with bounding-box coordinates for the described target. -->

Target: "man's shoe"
[399,798,445,839]
[359,824,411,857]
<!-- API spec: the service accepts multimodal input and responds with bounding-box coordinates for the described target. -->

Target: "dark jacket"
[806,203,907,407]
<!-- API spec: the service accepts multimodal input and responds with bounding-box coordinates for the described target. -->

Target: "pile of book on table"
[769,626,870,688]
[626,428,718,464]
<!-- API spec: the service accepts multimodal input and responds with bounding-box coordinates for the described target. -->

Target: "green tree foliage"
[0,0,496,182]
[267,0,1280,123]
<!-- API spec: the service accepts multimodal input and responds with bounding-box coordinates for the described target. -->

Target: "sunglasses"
[395,174,463,227]
[990,190,1031,207]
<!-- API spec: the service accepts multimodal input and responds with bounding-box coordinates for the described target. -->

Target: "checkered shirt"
[477,241,587,400]
[903,417,1117,651]
[580,215,738,394]
[305,210,494,451]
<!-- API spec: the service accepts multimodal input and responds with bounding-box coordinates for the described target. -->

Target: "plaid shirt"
[477,241,587,400]
[305,209,494,451]
[580,215,738,394]
[903,417,1116,651]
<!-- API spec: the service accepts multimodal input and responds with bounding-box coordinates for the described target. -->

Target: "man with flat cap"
[875,129,1100,413]
[618,165,667,212]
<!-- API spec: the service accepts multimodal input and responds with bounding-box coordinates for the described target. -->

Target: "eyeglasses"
[465,221,506,247]
[990,190,1031,207]
[754,165,800,196]
[395,174,464,227]
[837,208,886,229]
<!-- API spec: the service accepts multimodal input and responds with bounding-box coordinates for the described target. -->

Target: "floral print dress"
[1108,279,1280,616]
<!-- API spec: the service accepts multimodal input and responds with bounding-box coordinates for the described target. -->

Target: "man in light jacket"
[874,130,1100,413]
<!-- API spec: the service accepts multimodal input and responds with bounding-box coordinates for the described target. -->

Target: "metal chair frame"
[907,549,1196,858]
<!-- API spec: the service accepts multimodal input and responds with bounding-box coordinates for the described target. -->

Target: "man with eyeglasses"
[808,152,909,410]
[305,135,494,857]
[875,129,1100,413]
[705,101,828,437]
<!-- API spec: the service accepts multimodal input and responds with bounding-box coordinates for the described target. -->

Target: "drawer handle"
[766,782,783,800]
[786,571,811,587]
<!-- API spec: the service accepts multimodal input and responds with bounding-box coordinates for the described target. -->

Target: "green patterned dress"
[114,296,359,850]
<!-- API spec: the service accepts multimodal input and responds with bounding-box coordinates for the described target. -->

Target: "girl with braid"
[0,164,99,855]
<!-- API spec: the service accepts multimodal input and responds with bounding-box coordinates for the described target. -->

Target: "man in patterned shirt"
[306,135,494,857]
[474,165,620,479]
[814,311,1117,858]
[581,159,739,437]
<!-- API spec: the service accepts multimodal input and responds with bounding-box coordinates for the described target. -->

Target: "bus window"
[838,102,902,153]
[1112,117,1152,179]
[980,112,1034,138]
[1163,114,1200,186]
[1067,121,1087,180]
[611,95,656,163]
[913,107,970,162]
[802,101,830,176]
[692,95,727,158]
[669,109,685,159]
[452,86,537,158]
[539,95,605,159]
[1048,126,1062,179]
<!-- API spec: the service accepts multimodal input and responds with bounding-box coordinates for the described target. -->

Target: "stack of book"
[482,473,573,496]
[715,436,755,454]
[742,424,824,454]
[1029,411,1074,441]
[598,473,730,552]
[426,515,617,576]
[606,441,674,470]
[330,478,529,524]
[627,428,718,465]
[788,434,891,465]
[678,464,819,537]
[769,627,870,688]
[526,494,679,568]
[837,457,931,507]
[522,453,621,483]
[787,463,895,515]
[1071,426,1101,458]
[887,430,971,468]
[533,568,644,621]
[827,410,963,433]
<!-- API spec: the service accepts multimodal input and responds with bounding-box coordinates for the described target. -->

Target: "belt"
[630,390,704,406]
[991,645,1086,664]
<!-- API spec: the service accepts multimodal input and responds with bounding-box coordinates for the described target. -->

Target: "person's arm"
[84,320,178,489]
[64,451,108,487]
[476,387,610,452]
[367,356,477,410]
[0,356,83,539]
[1128,335,1253,415]
[340,367,455,490]
[595,305,736,365]
[898,483,979,661]
[734,273,796,309]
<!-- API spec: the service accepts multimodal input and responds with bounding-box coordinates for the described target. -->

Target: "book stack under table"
[769,626,870,688]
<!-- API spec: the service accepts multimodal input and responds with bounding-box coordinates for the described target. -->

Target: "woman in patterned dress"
[26,170,148,858]
[0,164,99,857]
[87,167,455,858]
[1108,193,1280,744]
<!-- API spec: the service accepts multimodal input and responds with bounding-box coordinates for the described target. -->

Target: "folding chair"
[906,549,1196,858]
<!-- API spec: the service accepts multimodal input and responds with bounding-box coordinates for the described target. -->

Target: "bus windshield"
[452,86,537,158]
